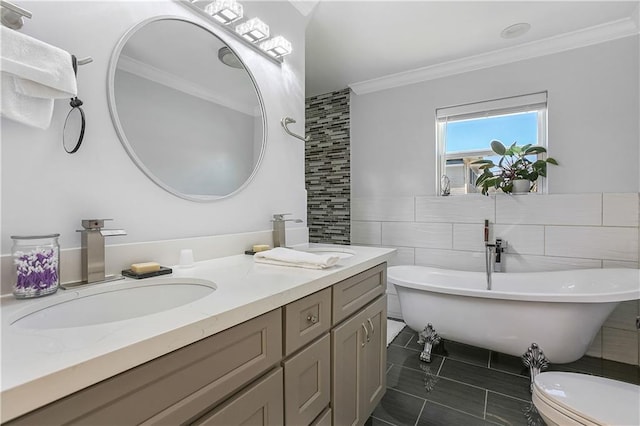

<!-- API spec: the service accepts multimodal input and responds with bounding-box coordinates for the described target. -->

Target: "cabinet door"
[331,304,369,426]
[361,295,387,417]
[331,295,387,426]
[193,368,284,426]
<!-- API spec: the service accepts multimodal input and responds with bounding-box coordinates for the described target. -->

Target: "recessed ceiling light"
[500,22,531,39]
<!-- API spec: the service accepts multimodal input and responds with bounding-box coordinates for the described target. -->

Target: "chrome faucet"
[64,219,126,287]
[272,213,302,248]
[485,238,506,290]
[483,220,506,290]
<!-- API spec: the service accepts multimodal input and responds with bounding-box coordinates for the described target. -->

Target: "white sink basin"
[298,247,355,259]
[10,278,216,329]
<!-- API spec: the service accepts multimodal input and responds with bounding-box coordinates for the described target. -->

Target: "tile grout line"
[413,400,427,426]
[371,415,396,426]
[483,390,488,420]
[436,357,445,376]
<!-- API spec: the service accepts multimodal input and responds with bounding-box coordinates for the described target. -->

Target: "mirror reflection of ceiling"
[119,18,259,116]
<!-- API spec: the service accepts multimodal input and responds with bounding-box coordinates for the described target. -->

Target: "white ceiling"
[304,1,640,96]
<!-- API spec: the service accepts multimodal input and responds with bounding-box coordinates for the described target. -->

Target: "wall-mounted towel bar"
[281,117,309,142]
[77,57,93,66]
[0,0,31,30]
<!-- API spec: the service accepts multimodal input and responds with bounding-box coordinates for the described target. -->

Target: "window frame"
[435,92,548,195]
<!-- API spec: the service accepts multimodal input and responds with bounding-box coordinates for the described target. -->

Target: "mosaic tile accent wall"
[305,89,351,244]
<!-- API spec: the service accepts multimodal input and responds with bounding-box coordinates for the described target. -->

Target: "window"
[436,92,547,195]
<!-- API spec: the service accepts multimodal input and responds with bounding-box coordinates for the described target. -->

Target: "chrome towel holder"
[281,117,309,142]
[0,0,94,65]
[0,0,31,30]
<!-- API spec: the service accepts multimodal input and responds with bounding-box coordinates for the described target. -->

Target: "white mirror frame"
[107,15,267,202]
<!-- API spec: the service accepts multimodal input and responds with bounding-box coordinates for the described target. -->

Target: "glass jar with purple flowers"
[11,234,60,298]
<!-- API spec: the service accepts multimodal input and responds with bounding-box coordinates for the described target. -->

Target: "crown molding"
[117,55,258,116]
[350,16,640,96]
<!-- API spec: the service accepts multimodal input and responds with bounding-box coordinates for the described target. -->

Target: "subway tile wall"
[352,193,640,366]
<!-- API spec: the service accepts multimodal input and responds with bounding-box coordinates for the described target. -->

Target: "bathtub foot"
[417,323,441,363]
[522,343,549,392]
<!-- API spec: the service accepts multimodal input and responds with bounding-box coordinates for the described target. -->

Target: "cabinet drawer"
[332,263,386,325]
[9,309,282,426]
[284,287,331,356]
[283,334,330,425]
[193,367,284,426]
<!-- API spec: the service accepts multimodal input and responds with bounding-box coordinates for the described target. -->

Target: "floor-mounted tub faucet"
[272,213,302,248]
[483,220,506,290]
[485,239,506,290]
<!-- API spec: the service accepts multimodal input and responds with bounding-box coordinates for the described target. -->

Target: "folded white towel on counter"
[1,26,77,128]
[254,247,340,270]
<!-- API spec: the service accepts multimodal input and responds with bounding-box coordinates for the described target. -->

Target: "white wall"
[1,1,308,255]
[351,36,639,197]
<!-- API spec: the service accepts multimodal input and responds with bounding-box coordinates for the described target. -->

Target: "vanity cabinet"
[6,262,388,426]
[331,295,387,426]
[7,309,283,426]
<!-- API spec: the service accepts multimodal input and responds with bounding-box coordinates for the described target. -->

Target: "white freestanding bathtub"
[389,266,640,364]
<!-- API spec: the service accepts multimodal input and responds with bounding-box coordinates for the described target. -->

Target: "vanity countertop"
[0,244,395,423]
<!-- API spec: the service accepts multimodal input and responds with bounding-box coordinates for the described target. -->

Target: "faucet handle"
[495,238,507,252]
[101,229,127,237]
[81,219,112,230]
[272,213,292,221]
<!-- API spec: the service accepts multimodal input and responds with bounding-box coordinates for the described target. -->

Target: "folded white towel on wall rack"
[1,26,77,129]
[254,247,340,270]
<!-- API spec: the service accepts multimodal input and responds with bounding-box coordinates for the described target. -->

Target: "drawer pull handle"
[362,323,369,347]
[367,318,374,342]
[306,314,318,324]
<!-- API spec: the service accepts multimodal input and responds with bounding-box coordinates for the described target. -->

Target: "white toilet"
[532,372,640,426]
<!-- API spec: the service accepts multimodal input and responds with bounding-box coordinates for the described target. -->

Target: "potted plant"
[472,140,558,195]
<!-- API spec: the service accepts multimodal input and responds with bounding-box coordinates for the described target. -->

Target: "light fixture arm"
[281,117,309,142]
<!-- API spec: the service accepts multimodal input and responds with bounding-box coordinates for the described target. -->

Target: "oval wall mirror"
[108,16,266,201]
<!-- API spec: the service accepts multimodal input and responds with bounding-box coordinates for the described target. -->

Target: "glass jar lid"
[10,233,60,240]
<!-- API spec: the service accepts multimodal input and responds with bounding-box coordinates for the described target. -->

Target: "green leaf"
[532,159,546,169]
[524,146,547,155]
[490,140,506,155]
[546,157,559,165]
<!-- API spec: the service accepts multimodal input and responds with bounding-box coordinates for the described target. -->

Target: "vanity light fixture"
[235,17,269,42]
[204,0,243,24]
[259,35,292,58]
[180,0,291,65]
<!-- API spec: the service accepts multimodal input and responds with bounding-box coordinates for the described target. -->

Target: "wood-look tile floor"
[369,326,640,426]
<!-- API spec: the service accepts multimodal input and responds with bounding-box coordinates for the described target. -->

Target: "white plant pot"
[512,179,531,194]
